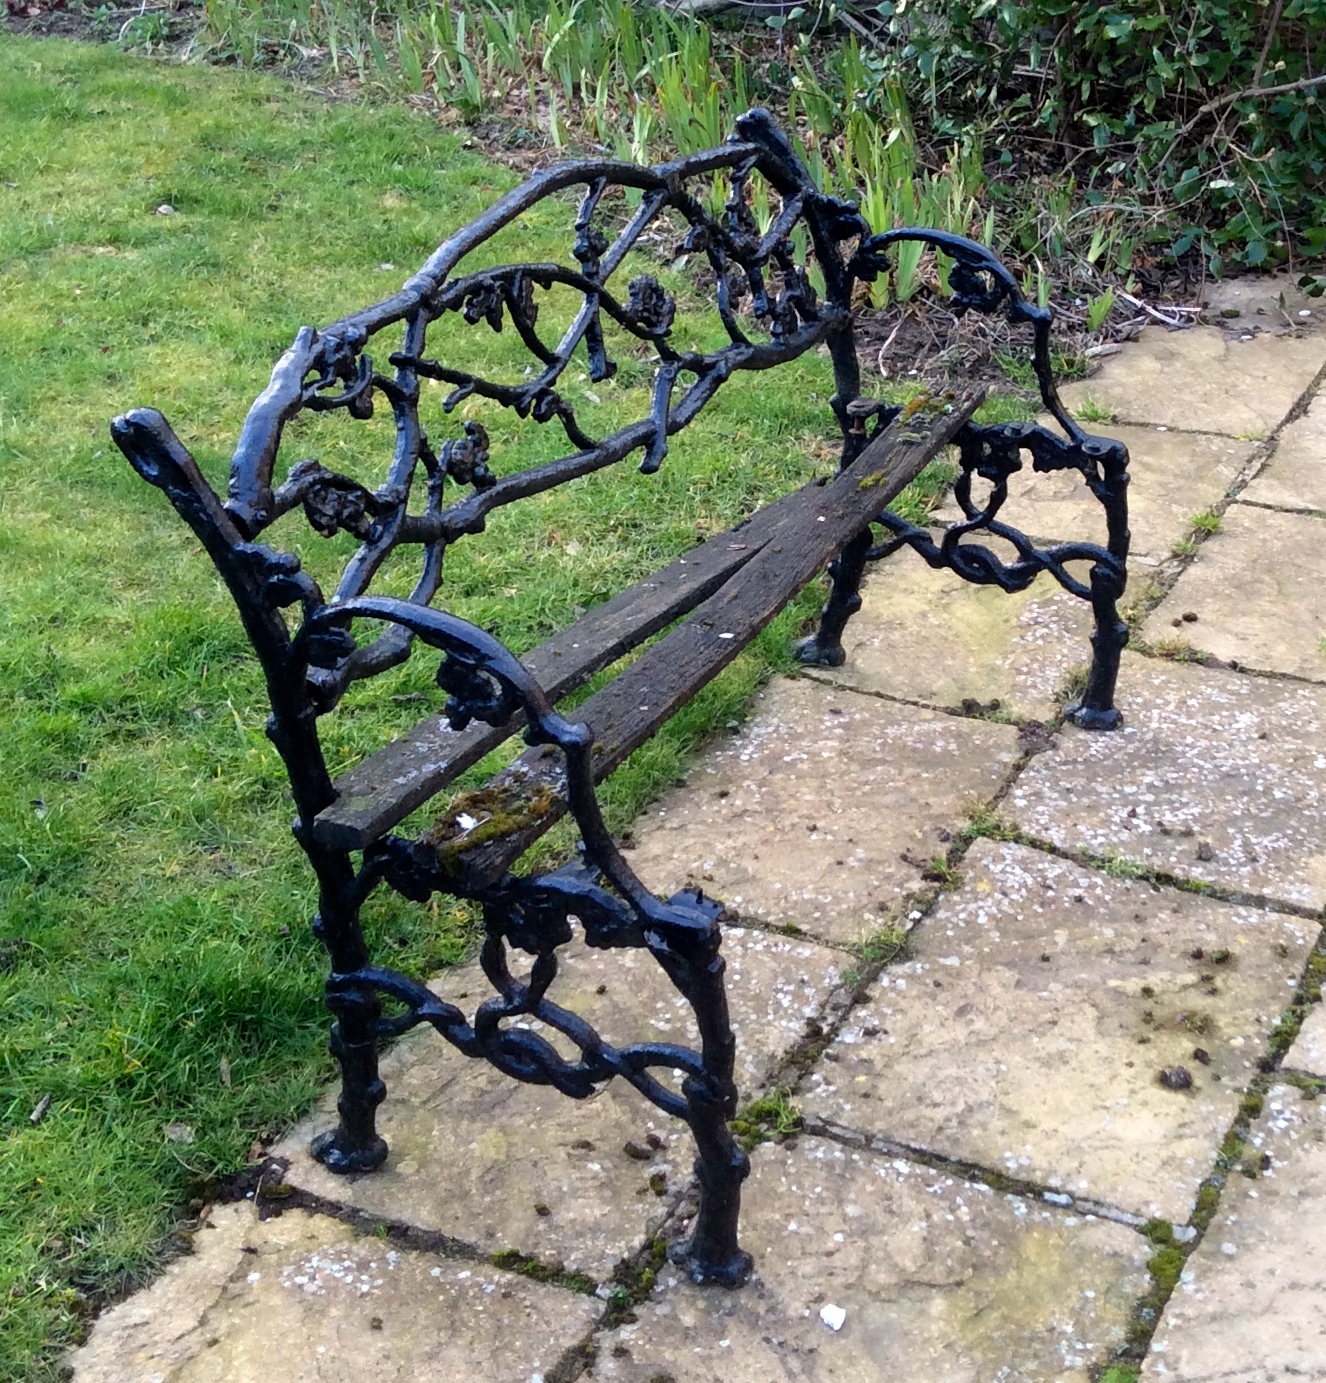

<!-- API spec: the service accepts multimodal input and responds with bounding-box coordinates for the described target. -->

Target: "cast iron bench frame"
[112,109,1129,1288]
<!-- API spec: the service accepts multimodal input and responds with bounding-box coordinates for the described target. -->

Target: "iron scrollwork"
[794,228,1130,729]
[111,108,1127,1291]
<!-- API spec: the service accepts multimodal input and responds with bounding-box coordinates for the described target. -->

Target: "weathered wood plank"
[312,479,822,850]
[424,389,984,890]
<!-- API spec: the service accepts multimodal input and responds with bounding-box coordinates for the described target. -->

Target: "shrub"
[871,0,1326,267]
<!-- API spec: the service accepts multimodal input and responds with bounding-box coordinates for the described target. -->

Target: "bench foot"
[309,1126,389,1175]
[668,1238,755,1288]
[669,1074,752,1287]
[312,996,389,1174]
[1065,702,1122,731]
[793,632,847,668]
[794,526,873,670]
[1066,581,1128,731]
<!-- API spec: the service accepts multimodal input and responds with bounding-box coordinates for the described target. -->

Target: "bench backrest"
[111,108,1086,842]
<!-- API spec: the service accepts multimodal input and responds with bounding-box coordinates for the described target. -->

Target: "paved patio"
[72,276,1326,1382]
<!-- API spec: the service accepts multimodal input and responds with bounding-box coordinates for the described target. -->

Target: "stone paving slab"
[275,926,847,1278]
[801,839,1313,1223]
[624,676,1022,945]
[1199,273,1326,337]
[1007,652,1326,909]
[1142,505,1326,682]
[70,1201,599,1383]
[1142,1084,1326,1380]
[588,1135,1151,1382]
[1240,396,1326,513]
[935,422,1256,565]
[1284,1003,1326,1077]
[1059,325,1326,437]
[803,557,1089,723]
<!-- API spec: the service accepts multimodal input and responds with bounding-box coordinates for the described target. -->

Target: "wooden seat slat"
[422,391,983,890]
[313,477,823,850]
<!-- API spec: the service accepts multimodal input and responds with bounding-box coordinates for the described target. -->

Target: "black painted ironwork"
[793,228,1130,728]
[112,109,1127,1290]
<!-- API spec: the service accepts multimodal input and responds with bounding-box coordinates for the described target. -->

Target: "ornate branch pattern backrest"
[207,110,880,729]
[118,108,1119,784]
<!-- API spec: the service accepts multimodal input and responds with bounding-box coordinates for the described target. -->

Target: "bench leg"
[651,925,753,1287]
[673,1075,752,1287]
[1066,561,1128,730]
[793,525,873,669]
[309,982,389,1173]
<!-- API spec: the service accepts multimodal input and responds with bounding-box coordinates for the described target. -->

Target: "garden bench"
[112,109,1129,1288]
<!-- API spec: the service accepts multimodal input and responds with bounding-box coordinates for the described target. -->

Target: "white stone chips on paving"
[801,839,1315,1222]
[275,926,848,1278]
[624,675,1021,944]
[1143,503,1326,682]
[1008,651,1326,909]
[588,1135,1151,1382]
[1142,1085,1326,1381]
[70,1202,599,1383]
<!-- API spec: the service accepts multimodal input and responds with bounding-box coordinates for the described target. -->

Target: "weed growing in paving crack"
[958,804,1021,845]
[731,1088,804,1152]
[490,1249,597,1296]
[841,924,910,991]
[1074,395,1116,424]
[1105,936,1326,1368]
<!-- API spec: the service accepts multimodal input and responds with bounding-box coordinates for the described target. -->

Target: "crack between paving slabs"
[1128,643,1326,691]
[797,1117,1147,1228]
[964,814,1326,925]
[210,1159,611,1383]
[669,672,1326,1372]
[1121,355,1326,653]
[1078,417,1290,442]
[1236,498,1326,522]
[793,668,1050,731]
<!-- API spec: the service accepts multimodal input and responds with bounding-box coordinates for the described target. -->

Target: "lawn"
[0,36,975,1379]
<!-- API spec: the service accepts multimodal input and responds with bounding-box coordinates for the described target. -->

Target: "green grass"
[0,37,1048,1377]
[0,37,1000,1378]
